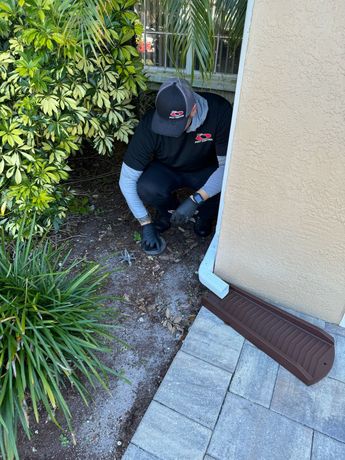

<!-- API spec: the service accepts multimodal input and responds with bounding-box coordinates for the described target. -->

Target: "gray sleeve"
[119,163,149,220]
[201,156,226,198]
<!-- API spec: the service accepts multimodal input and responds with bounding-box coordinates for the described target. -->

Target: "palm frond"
[58,0,118,54]
[162,0,247,79]
[214,0,247,48]
[163,0,215,80]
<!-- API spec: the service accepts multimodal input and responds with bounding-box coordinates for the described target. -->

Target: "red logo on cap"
[195,133,213,143]
[169,110,184,119]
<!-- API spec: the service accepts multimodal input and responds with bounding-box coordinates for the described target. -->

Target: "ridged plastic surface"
[202,287,335,385]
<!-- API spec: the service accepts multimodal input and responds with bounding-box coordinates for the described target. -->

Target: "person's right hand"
[141,223,164,254]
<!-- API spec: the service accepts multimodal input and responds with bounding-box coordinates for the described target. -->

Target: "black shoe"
[193,216,213,237]
[154,210,171,233]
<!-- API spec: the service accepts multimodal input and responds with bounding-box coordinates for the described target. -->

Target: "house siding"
[215,1,345,323]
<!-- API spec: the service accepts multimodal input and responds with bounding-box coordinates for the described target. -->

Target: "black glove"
[141,223,163,254]
[170,197,198,226]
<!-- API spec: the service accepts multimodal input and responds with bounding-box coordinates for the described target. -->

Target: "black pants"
[137,161,220,221]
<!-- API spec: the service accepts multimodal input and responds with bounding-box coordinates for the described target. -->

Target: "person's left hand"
[171,197,198,226]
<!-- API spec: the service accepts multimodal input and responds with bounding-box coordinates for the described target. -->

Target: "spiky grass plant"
[0,224,124,459]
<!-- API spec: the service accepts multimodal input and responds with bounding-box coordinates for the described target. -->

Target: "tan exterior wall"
[215,1,345,323]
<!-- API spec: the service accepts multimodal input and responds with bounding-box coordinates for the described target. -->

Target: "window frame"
[137,0,239,92]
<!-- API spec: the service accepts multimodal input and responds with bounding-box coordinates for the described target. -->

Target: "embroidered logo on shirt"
[169,110,184,119]
[195,133,213,143]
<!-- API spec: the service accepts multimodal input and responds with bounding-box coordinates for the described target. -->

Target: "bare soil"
[17,145,211,459]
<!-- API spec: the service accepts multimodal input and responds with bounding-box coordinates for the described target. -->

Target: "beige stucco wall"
[215,1,345,323]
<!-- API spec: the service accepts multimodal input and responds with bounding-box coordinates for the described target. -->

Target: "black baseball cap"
[151,78,196,137]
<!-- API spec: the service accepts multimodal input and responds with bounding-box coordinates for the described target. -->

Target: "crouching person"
[119,78,232,255]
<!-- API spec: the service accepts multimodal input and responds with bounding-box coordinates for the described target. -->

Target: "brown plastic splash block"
[202,286,335,385]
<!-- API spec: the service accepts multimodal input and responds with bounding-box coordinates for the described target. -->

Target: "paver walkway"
[122,304,345,460]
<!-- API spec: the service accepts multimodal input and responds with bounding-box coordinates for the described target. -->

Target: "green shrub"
[0,222,125,460]
[0,0,146,237]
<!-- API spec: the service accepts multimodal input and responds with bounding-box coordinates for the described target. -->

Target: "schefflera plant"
[0,0,146,237]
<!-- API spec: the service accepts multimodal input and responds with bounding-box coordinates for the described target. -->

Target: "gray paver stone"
[279,306,326,329]
[197,306,225,324]
[182,306,244,372]
[325,323,345,338]
[154,350,231,428]
[328,333,345,383]
[293,311,326,329]
[271,367,345,442]
[230,342,278,407]
[122,443,160,460]
[208,393,312,460]
[312,432,345,460]
[131,400,212,460]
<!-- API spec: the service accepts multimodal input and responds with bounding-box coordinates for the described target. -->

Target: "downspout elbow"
[198,235,229,299]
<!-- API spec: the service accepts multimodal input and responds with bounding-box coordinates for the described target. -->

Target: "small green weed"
[59,434,70,448]
[68,196,93,215]
[133,230,141,243]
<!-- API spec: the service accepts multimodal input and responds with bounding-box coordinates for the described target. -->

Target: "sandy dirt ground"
[17,147,212,459]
